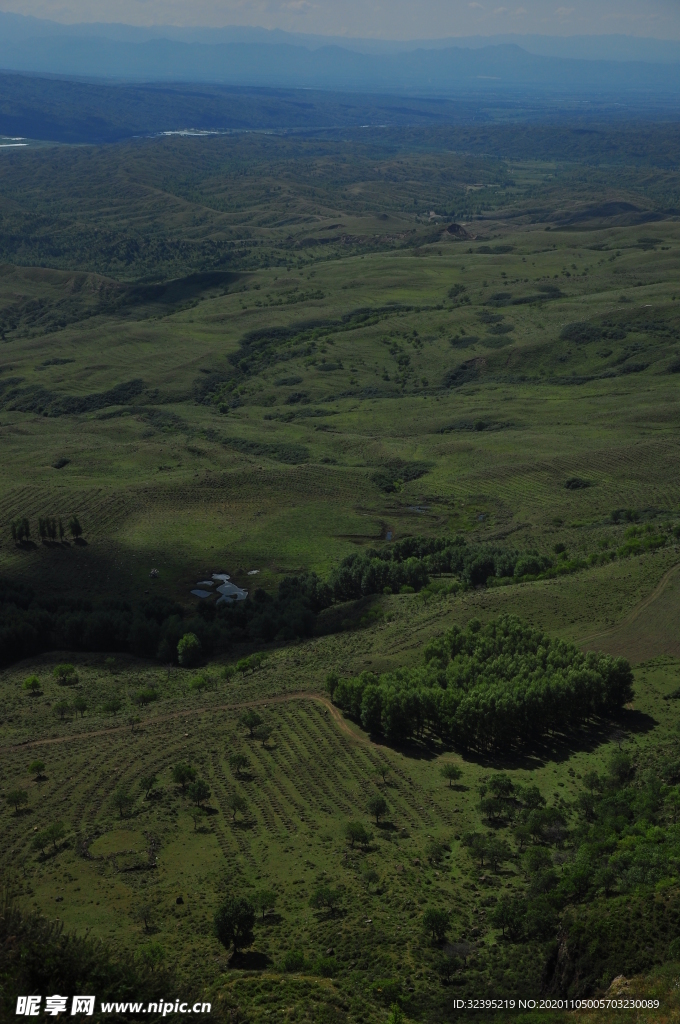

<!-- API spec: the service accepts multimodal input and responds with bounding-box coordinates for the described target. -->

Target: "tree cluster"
[11,515,82,545]
[327,536,556,600]
[331,616,633,752]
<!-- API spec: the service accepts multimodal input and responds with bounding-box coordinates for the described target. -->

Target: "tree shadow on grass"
[230,818,255,831]
[260,912,283,927]
[458,710,658,771]
[229,950,272,971]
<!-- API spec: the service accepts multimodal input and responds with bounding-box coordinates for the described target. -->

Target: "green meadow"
[2,128,680,1022]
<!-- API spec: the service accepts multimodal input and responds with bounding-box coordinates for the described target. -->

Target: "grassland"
[2,125,680,1022]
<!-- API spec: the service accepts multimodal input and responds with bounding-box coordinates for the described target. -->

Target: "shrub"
[283,950,305,972]
[313,956,337,977]
[134,689,158,707]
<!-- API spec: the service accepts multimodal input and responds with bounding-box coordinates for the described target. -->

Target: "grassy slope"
[2,131,680,1021]
[1,217,680,604]
[1,585,679,1023]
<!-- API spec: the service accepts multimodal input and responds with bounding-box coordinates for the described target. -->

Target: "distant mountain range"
[1,13,680,97]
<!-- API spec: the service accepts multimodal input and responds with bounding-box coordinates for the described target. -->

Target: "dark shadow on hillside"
[124,271,242,309]
[229,950,272,971]
[457,711,659,771]
[618,708,657,735]
[260,912,283,926]
[230,818,255,831]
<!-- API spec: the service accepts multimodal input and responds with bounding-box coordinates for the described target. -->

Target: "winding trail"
[0,690,369,754]
[578,559,680,647]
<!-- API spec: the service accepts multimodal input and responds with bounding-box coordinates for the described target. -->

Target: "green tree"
[462,831,488,868]
[103,698,122,716]
[361,864,379,890]
[253,724,272,747]
[376,763,390,784]
[486,837,512,874]
[32,829,49,854]
[583,770,601,794]
[253,890,277,921]
[422,907,449,943]
[368,794,388,825]
[68,514,83,540]
[172,762,196,790]
[520,784,546,810]
[492,894,526,940]
[58,517,65,541]
[228,793,248,822]
[12,516,31,542]
[425,839,448,865]
[53,664,77,686]
[54,700,70,721]
[488,773,514,799]
[177,633,202,667]
[440,763,462,788]
[73,695,87,719]
[29,759,46,781]
[309,885,343,915]
[609,749,633,785]
[135,902,154,933]
[514,823,531,853]
[190,808,203,832]
[7,789,28,813]
[134,689,158,707]
[214,896,255,953]
[578,790,597,821]
[187,778,211,807]
[345,821,371,848]
[112,785,133,818]
[523,846,552,877]
[229,753,250,778]
[23,676,41,696]
[140,772,157,799]
[240,709,263,738]
[45,821,66,849]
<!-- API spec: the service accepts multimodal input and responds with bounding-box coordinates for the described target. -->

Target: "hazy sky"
[1,0,679,38]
